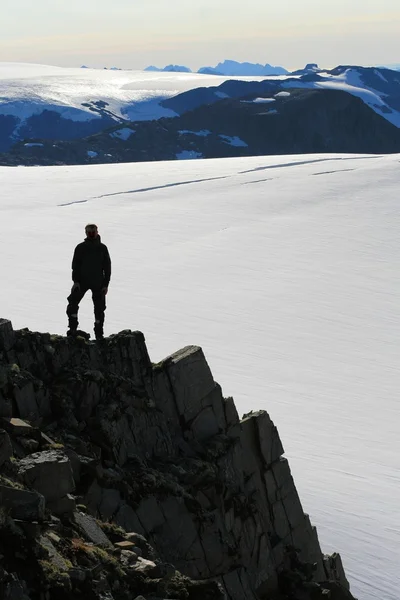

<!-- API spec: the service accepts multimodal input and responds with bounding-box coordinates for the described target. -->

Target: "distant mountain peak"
[291,63,323,75]
[144,65,192,73]
[198,59,288,76]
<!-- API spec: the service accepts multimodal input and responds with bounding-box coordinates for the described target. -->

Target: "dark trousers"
[67,285,106,331]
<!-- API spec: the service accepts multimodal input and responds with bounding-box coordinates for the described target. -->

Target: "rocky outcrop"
[0,318,356,600]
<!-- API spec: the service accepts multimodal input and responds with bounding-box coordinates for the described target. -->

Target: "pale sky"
[0,0,399,70]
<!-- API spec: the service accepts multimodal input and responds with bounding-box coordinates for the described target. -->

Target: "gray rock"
[124,532,155,560]
[18,450,75,501]
[324,552,350,589]
[0,484,45,521]
[224,396,239,427]
[19,438,40,453]
[0,319,15,352]
[131,556,161,578]
[135,495,165,534]
[222,569,259,600]
[190,406,220,441]
[0,327,357,600]
[13,381,38,421]
[239,416,259,476]
[282,489,305,530]
[271,457,293,499]
[77,380,102,420]
[0,429,12,466]
[271,499,290,541]
[254,410,284,466]
[1,417,40,439]
[115,504,146,537]
[40,535,69,571]
[119,549,138,565]
[99,488,123,520]
[74,511,112,547]
[165,346,216,422]
[48,494,76,516]
[199,384,227,433]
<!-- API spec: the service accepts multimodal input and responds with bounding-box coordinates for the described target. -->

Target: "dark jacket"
[72,236,111,288]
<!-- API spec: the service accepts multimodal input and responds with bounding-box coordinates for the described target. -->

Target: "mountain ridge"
[3,87,400,166]
[1,63,400,163]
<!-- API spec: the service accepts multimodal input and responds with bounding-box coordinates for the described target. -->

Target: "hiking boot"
[67,316,78,335]
[94,323,104,341]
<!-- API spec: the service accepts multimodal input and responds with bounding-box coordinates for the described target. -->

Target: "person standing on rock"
[66,223,111,340]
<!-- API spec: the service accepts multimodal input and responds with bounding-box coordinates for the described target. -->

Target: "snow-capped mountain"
[291,63,323,75]
[0,63,264,151]
[5,87,400,166]
[198,59,289,76]
[162,65,400,130]
[144,60,289,76]
[144,65,192,73]
[379,63,400,71]
[1,63,400,161]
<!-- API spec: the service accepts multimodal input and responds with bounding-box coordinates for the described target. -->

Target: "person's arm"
[103,246,111,287]
[71,246,82,283]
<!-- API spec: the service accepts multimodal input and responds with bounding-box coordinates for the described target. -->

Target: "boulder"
[18,450,75,501]
[0,484,45,521]
[39,535,69,571]
[131,556,161,578]
[1,418,40,440]
[74,511,112,547]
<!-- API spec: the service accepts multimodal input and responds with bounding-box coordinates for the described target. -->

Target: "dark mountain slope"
[2,88,400,167]
[161,65,400,125]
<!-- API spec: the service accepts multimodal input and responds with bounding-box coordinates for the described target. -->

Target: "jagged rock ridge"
[0,318,356,599]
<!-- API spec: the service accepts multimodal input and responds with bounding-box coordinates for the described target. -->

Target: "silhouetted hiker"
[66,224,111,340]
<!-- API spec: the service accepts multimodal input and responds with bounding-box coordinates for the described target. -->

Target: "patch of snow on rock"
[254,97,276,103]
[275,91,291,97]
[87,150,98,158]
[374,69,388,83]
[110,128,135,140]
[178,129,211,137]
[219,135,248,147]
[24,143,44,147]
[241,98,276,104]
[215,91,229,99]
[176,150,203,159]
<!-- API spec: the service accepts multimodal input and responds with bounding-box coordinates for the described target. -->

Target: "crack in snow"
[312,169,356,176]
[58,175,229,206]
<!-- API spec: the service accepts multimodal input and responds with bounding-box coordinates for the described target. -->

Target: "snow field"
[1,153,400,600]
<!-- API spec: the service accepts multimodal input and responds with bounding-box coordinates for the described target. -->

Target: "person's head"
[85,223,98,239]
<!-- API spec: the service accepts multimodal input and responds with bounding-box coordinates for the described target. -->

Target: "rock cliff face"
[0,318,356,600]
